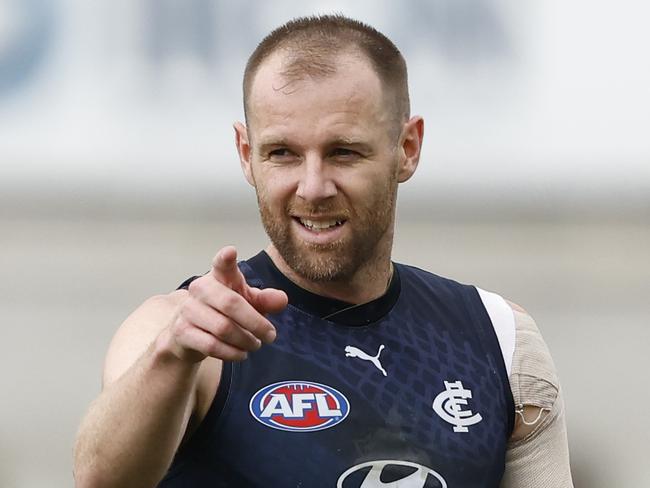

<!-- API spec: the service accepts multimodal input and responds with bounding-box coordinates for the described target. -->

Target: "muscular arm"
[73,292,209,488]
[501,304,574,487]
[73,247,286,488]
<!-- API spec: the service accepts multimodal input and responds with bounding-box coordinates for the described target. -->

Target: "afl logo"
[249,381,350,432]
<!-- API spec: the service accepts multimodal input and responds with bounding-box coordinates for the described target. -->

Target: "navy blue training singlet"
[158,252,514,487]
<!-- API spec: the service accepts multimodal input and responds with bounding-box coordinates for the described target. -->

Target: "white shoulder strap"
[476,288,516,376]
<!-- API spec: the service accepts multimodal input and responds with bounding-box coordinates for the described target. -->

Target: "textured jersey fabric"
[158,252,515,487]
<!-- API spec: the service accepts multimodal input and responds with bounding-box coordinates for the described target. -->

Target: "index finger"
[211,246,246,291]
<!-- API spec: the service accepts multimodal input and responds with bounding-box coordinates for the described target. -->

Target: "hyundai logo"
[337,460,448,488]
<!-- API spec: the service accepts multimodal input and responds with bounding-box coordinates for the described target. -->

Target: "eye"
[267,148,297,162]
[330,148,360,159]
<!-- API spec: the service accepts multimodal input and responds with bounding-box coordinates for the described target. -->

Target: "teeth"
[299,218,342,230]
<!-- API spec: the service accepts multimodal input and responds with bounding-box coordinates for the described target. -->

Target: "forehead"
[247,52,392,142]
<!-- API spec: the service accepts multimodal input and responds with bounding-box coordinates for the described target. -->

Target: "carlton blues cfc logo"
[432,380,483,432]
[249,381,350,432]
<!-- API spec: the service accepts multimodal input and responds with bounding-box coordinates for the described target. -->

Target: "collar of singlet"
[246,250,401,326]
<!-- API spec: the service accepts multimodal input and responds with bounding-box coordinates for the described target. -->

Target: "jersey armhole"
[160,360,233,482]
[187,360,233,447]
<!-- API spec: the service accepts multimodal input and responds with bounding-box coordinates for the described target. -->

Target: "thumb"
[211,246,246,292]
[249,287,289,314]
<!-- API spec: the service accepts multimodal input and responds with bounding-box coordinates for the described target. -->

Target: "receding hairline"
[242,15,410,127]
[247,49,387,110]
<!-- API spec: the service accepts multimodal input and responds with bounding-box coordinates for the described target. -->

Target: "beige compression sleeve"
[500,308,574,488]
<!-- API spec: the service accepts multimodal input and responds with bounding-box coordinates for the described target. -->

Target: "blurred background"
[0,0,648,486]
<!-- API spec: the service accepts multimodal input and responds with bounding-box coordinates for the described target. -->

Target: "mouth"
[294,217,346,232]
[290,216,348,245]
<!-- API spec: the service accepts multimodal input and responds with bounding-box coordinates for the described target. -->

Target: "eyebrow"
[257,138,293,153]
[256,137,372,153]
[327,138,373,153]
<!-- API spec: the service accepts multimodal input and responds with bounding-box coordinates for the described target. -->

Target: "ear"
[396,116,424,183]
[234,122,255,187]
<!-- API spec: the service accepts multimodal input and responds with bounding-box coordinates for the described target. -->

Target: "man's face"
[238,53,414,283]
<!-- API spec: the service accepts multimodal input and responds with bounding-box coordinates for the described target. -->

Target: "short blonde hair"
[243,14,410,130]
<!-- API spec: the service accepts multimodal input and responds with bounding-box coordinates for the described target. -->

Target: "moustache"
[287,201,351,219]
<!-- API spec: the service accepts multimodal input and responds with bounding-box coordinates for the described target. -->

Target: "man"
[74,15,573,487]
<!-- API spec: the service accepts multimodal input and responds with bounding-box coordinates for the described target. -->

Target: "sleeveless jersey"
[158,255,514,487]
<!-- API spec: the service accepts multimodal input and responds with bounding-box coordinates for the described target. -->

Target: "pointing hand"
[167,246,288,362]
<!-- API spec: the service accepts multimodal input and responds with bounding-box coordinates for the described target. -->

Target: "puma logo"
[344,344,387,377]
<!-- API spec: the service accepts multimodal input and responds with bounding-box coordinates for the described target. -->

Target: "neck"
[265,240,394,305]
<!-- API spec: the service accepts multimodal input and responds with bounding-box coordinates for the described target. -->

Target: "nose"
[295,154,337,202]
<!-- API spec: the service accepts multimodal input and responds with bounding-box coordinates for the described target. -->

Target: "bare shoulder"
[103,290,188,387]
[102,290,222,427]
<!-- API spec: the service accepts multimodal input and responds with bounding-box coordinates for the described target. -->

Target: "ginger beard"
[255,168,398,283]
